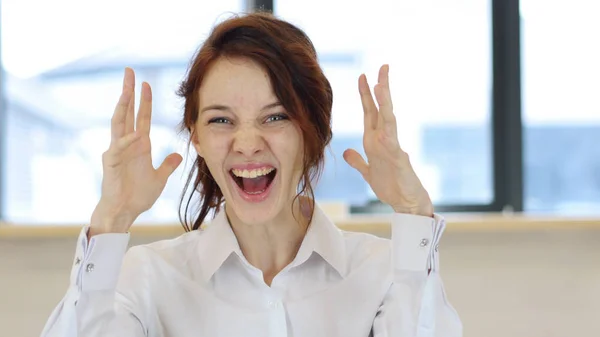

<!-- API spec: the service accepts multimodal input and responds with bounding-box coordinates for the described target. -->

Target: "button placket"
[267,298,288,336]
[267,297,282,309]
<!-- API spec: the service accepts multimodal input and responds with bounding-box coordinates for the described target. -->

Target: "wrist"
[392,204,434,218]
[90,204,135,235]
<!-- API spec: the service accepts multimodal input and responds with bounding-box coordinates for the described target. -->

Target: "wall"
[1,225,599,337]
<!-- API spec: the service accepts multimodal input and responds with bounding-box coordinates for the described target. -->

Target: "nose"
[232,124,265,157]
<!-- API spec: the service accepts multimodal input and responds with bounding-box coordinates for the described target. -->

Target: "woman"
[40,12,462,337]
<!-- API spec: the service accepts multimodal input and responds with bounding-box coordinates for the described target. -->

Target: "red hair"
[177,12,333,231]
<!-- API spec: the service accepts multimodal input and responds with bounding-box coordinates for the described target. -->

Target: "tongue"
[241,176,269,194]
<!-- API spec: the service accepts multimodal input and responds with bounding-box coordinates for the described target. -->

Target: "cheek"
[269,127,304,173]
[197,130,231,167]
[290,129,304,165]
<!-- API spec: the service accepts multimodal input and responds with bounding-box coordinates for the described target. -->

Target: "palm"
[111,137,157,212]
[343,65,432,216]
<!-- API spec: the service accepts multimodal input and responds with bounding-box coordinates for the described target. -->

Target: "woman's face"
[193,57,304,226]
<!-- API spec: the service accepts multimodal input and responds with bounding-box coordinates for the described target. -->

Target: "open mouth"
[229,168,277,195]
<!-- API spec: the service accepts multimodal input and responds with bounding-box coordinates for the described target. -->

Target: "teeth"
[231,167,274,178]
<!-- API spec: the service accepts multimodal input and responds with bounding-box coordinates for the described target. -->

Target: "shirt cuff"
[70,226,131,292]
[390,213,445,271]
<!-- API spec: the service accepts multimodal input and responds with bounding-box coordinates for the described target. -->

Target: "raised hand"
[343,65,433,217]
[90,68,183,235]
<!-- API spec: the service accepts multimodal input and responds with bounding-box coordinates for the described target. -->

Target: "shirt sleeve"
[371,214,463,337]
[40,226,149,337]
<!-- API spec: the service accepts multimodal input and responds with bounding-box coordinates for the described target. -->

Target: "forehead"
[198,57,276,107]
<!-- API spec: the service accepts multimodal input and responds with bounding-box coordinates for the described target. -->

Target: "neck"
[226,198,311,286]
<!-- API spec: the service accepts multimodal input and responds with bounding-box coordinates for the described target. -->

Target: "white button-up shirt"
[40,204,462,337]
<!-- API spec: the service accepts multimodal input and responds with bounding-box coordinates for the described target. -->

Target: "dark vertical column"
[246,0,274,12]
[492,0,523,212]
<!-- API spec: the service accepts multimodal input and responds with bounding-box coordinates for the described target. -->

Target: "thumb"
[343,149,369,179]
[157,153,183,182]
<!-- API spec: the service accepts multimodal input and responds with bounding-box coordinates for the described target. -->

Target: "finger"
[124,68,136,134]
[111,69,134,142]
[358,74,378,130]
[157,153,183,183]
[343,149,369,179]
[136,82,152,135]
[373,64,397,136]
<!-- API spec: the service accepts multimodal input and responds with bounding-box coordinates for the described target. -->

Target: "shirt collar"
[196,210,244,282]
[291,203,347,277]
[196,202,347,282]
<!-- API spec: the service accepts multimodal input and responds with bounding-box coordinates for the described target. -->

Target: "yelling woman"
[41,12,462,337]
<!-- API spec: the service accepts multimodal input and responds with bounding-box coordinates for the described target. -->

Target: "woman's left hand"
[343,65,434,217]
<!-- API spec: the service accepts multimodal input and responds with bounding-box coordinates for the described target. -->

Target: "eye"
[208,117,231,124]
[266,114,289,123]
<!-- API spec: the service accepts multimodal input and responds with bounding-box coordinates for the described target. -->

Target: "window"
[6,0,590,224]
[521,0,600,214]
[1,0,244,223]
[276,0,494,208]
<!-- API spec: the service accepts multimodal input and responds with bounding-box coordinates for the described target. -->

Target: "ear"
[190,127,203,158]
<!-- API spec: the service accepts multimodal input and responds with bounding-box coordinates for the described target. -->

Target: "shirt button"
[435,244,439,252]
[86,263,95,273]
[420,238,429,247]
[268,300,281,309]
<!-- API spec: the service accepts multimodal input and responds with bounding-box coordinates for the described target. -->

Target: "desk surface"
[2,213,599,238]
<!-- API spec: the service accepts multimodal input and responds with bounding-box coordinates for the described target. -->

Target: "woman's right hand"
[90,68,183,236]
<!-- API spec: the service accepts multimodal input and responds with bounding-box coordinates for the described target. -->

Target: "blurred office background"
[0,0,599,336]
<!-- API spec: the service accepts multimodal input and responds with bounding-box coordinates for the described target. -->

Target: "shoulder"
[340,230,391,271]
[124,230,205,274]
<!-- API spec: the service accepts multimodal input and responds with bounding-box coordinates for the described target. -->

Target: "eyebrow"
[200,102,282,113]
